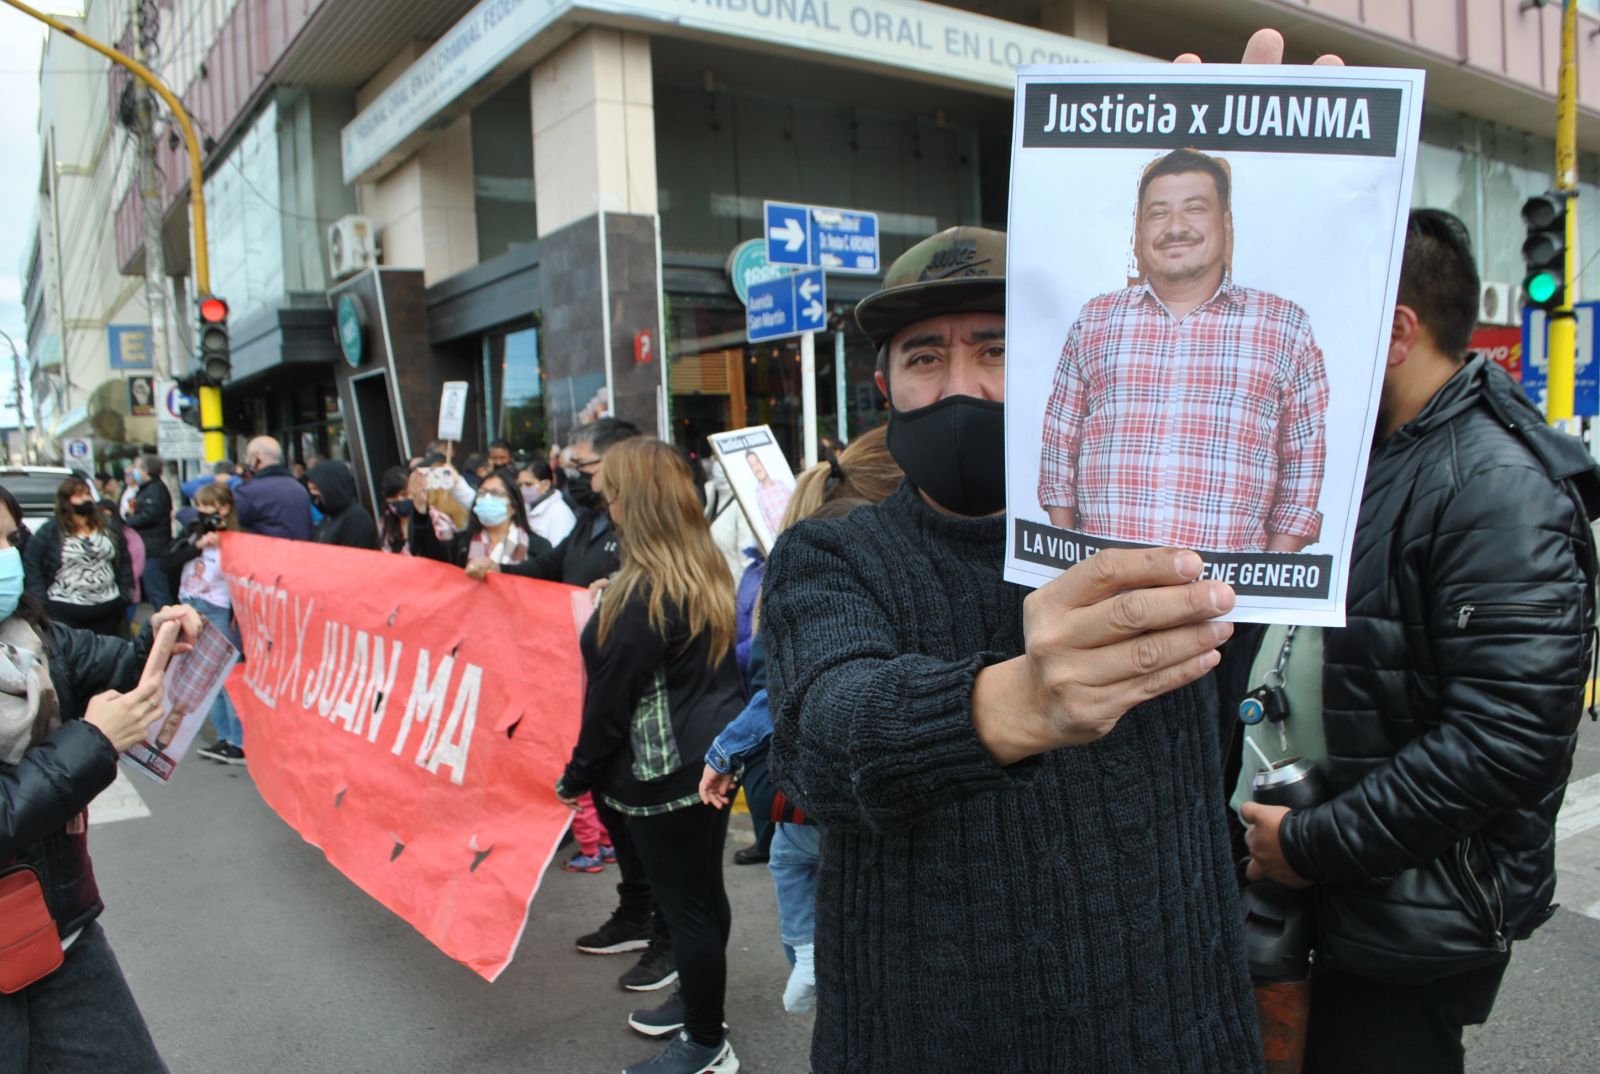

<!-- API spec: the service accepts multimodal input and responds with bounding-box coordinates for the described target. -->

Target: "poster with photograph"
[1004,64,1424,626]
[123,618,241,783]
[128,375,155,417]
[708,425,797,555]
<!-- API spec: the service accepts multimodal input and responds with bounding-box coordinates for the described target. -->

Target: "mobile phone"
[139,621,181,690]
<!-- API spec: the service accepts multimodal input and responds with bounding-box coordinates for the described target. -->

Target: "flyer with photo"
[1004,64,1424,626]
[123,618,241,783]
[707,425,798,555]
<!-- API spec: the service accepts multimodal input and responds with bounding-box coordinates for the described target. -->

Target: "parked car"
[0,466,79,532]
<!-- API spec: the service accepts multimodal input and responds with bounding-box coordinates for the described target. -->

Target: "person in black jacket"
[1242,210,1600,1074]
[23,477,135,636]
[306,459,378,550]
[0,519,205,1072]
[556,438,745,1074]
[410,467,551,569]
[122,454,174,608]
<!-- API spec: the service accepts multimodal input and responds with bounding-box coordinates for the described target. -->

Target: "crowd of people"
[3,29,1600,1074]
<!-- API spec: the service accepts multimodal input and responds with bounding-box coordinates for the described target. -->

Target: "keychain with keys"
[1238,626,1298,753]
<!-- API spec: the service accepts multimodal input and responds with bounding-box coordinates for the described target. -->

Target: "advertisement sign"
[1470,325,1522,382]
[63,437,94,475]
[1004,65,1424,627]
[128,375,156,417]
[156,379,204,460]
[107,325,153,370]
[707,425,797,553]
[222,534,587,980]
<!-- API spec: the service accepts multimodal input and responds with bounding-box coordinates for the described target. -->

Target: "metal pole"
[801,330,818,468]
[0,329,27,463]
[133,1,170,383]
[1549,0,1579,424]
[834,325,848,445]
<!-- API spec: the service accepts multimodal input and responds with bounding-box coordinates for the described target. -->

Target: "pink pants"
[571,792,612,856]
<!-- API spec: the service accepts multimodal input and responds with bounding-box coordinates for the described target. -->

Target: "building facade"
[27,0,1600,502]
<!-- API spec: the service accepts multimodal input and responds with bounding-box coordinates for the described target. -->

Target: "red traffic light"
[199,296,229,323]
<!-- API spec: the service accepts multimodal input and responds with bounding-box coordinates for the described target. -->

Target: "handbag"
[0,863,64,993]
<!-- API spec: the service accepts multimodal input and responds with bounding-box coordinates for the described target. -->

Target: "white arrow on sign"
[798,277,821,301]
[802,300,824,322]
[769,217,806,252]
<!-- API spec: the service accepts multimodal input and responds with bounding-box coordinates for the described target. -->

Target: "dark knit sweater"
[764,484,1262,1074]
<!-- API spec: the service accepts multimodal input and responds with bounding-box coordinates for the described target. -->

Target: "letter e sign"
[634,330,654,364]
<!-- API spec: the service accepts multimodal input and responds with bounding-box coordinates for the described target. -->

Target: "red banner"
[1472,325,1522,381]
[221,534,586,980]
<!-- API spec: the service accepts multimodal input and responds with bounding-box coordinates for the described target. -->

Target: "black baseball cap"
[854,226,1006,349]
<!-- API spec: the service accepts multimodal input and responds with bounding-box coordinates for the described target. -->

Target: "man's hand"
[973,549,1234,765]
[1241,801,1313,887]
[407,470,428,511]
[1265,534,1310,554]
[465,557,500,581]
[699,765,737,809]
[1175,27,1344,66]
[1045,506,1078,531]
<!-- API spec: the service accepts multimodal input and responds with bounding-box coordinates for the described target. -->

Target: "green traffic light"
[1526,271,1560,305]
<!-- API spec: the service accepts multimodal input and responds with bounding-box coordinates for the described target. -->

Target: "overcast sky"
[0,10,54,431]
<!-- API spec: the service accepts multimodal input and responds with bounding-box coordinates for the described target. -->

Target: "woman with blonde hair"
[556,437,744,1074]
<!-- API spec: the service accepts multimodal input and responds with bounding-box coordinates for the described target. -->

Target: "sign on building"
[107,325,153,370]
[1521,304,1599,417]
[156,379,204,461]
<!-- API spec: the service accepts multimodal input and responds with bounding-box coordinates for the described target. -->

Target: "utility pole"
[0,329,28,463]
[1547,0,1579,424]
[132,0,170,381]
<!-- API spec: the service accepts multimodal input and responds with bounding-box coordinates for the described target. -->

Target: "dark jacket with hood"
[122,474,172,556]
[234,463,314,541]
[1,621,154,938]
[505,505,620,587]
[23,518,136,606]
[308,460,378,551]
[1280,358,1600,984]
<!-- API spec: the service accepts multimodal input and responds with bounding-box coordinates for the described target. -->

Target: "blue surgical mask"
[473,496,510,527]
[0,548,24,621]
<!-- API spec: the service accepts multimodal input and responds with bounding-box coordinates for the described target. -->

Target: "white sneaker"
[783,943,815,1014]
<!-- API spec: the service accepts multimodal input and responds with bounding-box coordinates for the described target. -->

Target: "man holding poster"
[1037,148,1329,553]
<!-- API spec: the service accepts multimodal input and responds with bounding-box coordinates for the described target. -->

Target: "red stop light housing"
[196,294,231,383]
[199,296,229,323]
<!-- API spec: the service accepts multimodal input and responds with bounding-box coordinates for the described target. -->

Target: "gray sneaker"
[622,1031,739,1074]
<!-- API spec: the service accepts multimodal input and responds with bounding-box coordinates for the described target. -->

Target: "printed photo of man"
[746,450,793,536]
[1037,147,1329,553]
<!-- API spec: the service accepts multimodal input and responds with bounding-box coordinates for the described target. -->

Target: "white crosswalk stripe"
[88,766,152,826]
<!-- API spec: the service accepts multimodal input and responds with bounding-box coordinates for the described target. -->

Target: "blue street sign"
[1520,304,1599,417]
[764,201,880,275]
[747,268,827,343]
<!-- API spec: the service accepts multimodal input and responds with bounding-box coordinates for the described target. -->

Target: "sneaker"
[213,742,247,766]
[562,851,606,874]
[628,991,729,1039]
[622,1030,739,1074]
[575,910,650,955]
[196,741,229,763]
[620,944,678,992]
[600,844,618,864]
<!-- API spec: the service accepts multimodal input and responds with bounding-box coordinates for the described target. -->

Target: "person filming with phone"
[0,508,206,1072]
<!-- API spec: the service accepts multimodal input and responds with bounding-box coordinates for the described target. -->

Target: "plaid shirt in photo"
[166,619,238,714]
[1037,277,1329,552]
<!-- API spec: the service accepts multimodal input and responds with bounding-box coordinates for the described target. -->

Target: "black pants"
[593,795,670,948]
[46,598,126,638]
[740,744,777,855]
[1304,959,1510,1074]
[630,803,733,1046]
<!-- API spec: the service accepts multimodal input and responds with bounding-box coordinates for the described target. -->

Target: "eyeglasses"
[567,456,602,473]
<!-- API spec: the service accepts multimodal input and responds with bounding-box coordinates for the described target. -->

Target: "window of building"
[204,99,285,325]
[493,325,546,452]
[472,76,537,262]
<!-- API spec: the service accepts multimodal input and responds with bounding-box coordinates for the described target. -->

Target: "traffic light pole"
[1,0,225,462]
[1549,0,1580,424]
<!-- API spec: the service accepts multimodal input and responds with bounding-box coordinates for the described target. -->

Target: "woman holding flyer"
[0,516,203,1072]
[161,484,246,765]
[555,438,744,1074]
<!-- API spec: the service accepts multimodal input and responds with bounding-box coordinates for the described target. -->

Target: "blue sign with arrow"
[1520,304,1600,417]
[764,200,880,275]
[747,268,827,343]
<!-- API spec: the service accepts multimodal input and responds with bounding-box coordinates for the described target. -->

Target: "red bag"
[0,864,64,993]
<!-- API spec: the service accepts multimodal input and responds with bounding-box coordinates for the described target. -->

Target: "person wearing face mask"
[0,511,205,1072]
[516,459,577,548]
[763,227,1267,1068]
[121,455,174,610]
[411,467,552,571]
[161,483,247,765]
[24,477,135,637]
[377,467,419,555]
[305,459,379,551]
[233,437,314,541]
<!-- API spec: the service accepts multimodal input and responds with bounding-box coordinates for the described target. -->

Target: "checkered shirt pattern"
[1038,278,1329,552]
[166,619,239,713]
[754,478,792,536]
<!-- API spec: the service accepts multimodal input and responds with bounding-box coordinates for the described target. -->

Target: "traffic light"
[173,372,202,429]
[197,295,230,383]
[1521,192,1567,311]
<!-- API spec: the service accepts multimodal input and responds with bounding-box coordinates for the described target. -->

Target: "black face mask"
[388,499,413,518]
[71,501,98,517]
[566,471,603,511]
[886,394,1007,517]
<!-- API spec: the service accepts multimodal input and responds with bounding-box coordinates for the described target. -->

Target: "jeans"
[768,821,820,952]
[0,920,168,1074]
[592,795,671,949]
[1304,958,1510,1074]
[187,598,241,747]
[140,556,173,610]
[630,803,733,1046]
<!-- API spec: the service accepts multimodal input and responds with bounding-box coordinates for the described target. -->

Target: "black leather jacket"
[1280,358,1600,984]
[0,621,153,937]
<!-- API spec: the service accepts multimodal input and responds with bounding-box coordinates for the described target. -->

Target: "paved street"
[89,719,1600,1074]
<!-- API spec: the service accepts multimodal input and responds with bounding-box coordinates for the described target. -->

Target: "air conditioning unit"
[328,215,376,280]
[1479,281,1517,326]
